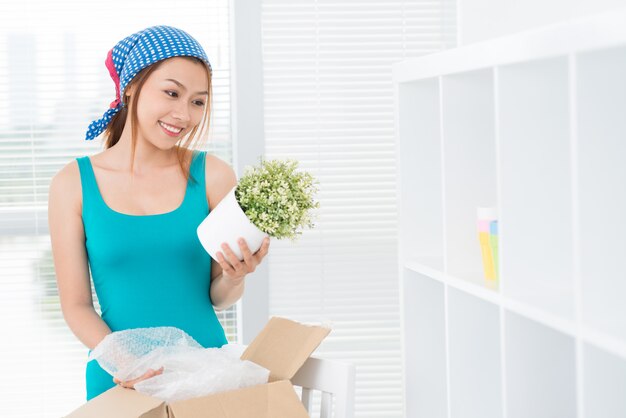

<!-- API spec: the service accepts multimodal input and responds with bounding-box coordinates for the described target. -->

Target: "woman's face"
[130,57,208,149]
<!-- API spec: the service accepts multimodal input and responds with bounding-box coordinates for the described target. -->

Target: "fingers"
[254,237,271,261]
[219,242,243,271]
[137,367,164,382]
[216,248,236,276]
[217,238,271,275]
[237,238,254,269]
[114,367,164,389]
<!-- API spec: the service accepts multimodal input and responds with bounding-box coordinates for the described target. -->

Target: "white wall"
[459,0,626,44]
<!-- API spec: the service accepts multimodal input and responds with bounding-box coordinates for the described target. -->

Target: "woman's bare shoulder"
[49,158,84,216]
[204,152,230,171]
[53,158,80,178]
[204,153,237,210]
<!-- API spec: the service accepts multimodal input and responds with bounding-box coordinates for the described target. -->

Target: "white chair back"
[230,344,356,417]
[291,355,356,418]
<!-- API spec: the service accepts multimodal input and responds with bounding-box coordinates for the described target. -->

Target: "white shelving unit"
[395,8,626,418]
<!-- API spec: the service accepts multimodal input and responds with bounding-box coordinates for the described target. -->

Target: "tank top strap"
[186,150,209,213]
[189,150,206,188]
[75,155,103,218]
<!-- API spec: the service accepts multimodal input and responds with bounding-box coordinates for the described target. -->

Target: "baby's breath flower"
[234,158,320,241]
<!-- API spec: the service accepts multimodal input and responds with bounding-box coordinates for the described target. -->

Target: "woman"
[47,25,270,400]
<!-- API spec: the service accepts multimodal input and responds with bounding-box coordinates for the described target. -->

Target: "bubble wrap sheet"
[88,327,270,402]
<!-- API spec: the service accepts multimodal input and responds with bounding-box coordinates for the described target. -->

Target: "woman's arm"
[210,245,245,310]
[210,268,245,311]
[48,161,112,350]
[205,154,241,310]
[204,154,271,310]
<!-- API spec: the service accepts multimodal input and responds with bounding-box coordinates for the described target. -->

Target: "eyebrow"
[165,78,208,95]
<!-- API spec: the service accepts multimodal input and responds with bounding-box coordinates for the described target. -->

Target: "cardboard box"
[66,317,331,418]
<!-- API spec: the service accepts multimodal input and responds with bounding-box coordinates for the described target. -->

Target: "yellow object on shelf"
[477,207,499,288]
[478,230,496,281]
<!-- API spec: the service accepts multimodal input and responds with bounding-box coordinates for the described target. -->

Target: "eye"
[165,90,178,98]
[194,100,205,107]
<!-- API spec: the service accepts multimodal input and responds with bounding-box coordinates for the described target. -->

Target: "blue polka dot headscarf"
[85,25,211,141]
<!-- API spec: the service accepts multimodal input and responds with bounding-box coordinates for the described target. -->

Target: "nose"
[171,102,191,124]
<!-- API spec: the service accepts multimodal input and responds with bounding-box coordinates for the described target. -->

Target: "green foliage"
[235,158,320,241]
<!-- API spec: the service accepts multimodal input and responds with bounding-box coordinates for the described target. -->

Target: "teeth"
[159,121,182,134]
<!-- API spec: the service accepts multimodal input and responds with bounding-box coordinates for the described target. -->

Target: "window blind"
[260,1,456,416]
[0,2,233,416]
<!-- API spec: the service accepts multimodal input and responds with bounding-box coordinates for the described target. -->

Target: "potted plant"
[197,158,320,261]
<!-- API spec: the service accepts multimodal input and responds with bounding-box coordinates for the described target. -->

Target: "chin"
[157,141,180,150]
[146,130,182,149]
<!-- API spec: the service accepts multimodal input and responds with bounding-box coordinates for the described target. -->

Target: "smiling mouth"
[159,121,183,135]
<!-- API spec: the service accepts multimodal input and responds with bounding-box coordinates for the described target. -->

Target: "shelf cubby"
[396,78,444,272]
[583,343,626,417]
[441,69,497,287]
[504,311,577,418]
[576,46,626,342]
[497,56,575,320]
[447,289,502,418]
[402,269,447,418]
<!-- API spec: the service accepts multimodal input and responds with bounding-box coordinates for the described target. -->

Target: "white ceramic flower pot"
[197,185,269,262]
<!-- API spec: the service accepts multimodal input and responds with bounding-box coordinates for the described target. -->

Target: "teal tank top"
[76,150,227,401]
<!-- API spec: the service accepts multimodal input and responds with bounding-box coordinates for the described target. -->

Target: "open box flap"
[240,317,331,382]
[168,380,309,418]
[64,386,167,418]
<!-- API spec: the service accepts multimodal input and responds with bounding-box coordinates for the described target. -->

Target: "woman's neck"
[107,128,181,174]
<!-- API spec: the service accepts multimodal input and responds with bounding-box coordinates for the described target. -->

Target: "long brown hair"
[102,56,212,185]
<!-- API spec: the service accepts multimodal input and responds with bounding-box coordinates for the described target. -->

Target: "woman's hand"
[113,366,164,389]
[216,237,271,286]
